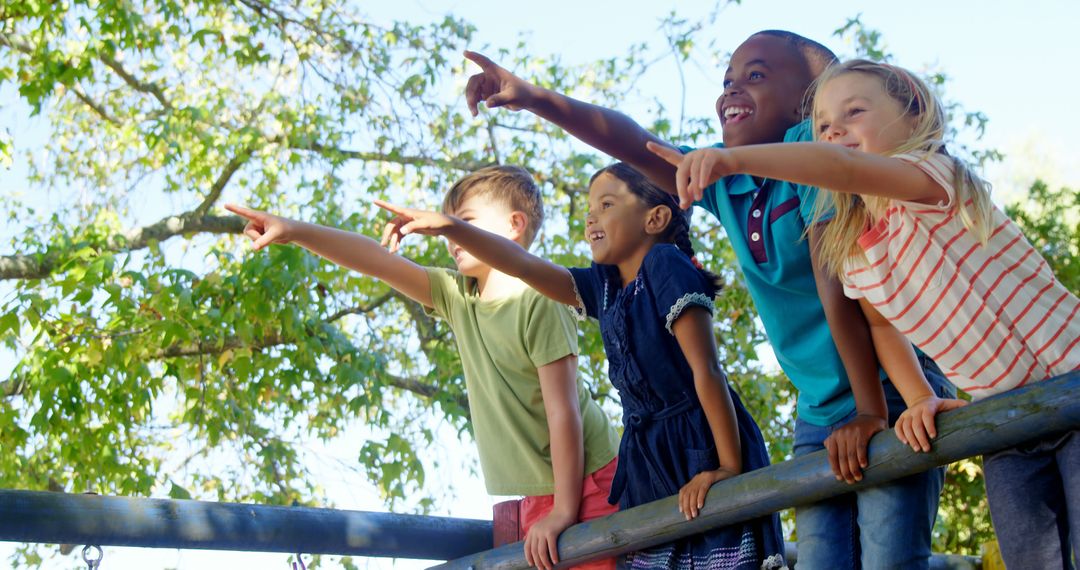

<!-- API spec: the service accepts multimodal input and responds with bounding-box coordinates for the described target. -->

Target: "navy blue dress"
[569,244,785,570]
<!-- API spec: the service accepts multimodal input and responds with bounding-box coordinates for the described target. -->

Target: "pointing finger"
[464,50,496,71]
[645,141,684,166]
[225,203,261,221]
[373,199,412,219]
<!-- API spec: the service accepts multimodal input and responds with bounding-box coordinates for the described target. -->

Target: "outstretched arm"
[858,299,967,453]
[464,51,679,195]
[373,200,579,307]
[225,204,432,307]
[648,141,949,205]
[671,307,742,520]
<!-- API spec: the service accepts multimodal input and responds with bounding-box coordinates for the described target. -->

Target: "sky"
[1,0,1079,568]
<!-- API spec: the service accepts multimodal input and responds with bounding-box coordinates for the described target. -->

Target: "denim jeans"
[793,357,954,570]
[984,429,1080,569]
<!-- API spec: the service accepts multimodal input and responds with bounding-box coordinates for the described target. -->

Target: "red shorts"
[520,457,619,570]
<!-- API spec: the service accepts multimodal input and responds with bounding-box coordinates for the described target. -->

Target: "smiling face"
[584,173,653,268]
[445,196,521,279]
[717,34,813,147]
[814,72,917,154]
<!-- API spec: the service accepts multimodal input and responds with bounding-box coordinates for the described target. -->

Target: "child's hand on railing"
[523,509,576,570]
[678,468,739,521]
[895,396,968,452]
[825,414,887,484]
[225,204,299,251]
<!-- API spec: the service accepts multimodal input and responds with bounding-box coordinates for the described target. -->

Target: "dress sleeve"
[567,265,602,321]
[644,245,716,335]
[894,151,957,209]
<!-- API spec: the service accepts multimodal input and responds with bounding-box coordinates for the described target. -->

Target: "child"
[377,162,786,570]
[464,31,951,569]
[651,58,1080,568]
[224,166,621,570]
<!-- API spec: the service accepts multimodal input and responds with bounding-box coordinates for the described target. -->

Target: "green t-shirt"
[426,267,619,496]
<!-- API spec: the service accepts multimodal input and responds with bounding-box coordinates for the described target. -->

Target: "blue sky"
[1,1,1078,568]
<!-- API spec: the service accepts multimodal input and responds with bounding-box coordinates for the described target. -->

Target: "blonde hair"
[442,165,545,246]
[807,59,995,279]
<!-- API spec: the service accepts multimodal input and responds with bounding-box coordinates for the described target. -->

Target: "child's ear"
[644,205,672,236]
[508,211,529,241]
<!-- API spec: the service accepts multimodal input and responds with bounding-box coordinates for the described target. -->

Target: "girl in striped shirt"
[650,59,1079,567]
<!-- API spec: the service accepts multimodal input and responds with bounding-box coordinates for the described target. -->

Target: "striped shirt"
[841,152,1079,401]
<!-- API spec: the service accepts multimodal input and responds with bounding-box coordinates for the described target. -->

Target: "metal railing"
[436,371,1077,569]
[0,371,1075,569]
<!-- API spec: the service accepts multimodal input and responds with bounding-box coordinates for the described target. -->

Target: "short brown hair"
[441,165,545,246]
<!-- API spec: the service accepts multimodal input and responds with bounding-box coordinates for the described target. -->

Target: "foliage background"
[0,1,1076,567]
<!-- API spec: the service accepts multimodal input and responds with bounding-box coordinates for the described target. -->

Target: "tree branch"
[326,293,393,323]
[288,140,491,172]
[97,51,173,110]
[0,213,245,280]
[71,87,122,125]
[193,151,252,216]
[151,322,459,405]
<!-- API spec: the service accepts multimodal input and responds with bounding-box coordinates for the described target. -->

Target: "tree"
[0,2,783,565]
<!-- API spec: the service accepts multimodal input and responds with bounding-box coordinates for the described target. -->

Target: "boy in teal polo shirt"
[463,31,953,569]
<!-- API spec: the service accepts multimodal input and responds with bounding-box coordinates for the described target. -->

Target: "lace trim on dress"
[567,275,588,322]
[761,553,788,570]
[664,292,715,335]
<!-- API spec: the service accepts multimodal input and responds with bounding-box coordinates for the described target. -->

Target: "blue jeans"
[984,429,1080,569]
[793,357,954,570]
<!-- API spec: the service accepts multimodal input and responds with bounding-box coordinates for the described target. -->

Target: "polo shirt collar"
[725,173,762,196]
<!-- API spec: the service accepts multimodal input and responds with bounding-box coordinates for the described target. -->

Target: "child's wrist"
[547,502,578,522]
[907,392,937,407]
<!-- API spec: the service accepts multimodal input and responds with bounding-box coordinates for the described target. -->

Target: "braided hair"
[590,163,723,295]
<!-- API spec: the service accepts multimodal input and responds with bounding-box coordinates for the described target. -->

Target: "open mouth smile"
[723,105,754,125]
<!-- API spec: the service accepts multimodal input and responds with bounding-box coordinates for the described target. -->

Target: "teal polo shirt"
[687,121,854,426]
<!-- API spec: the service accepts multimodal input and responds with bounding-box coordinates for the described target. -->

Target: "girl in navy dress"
[378,163,785,570]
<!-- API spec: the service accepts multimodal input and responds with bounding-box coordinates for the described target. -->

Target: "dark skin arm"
[464,51,679,193]
[809,225,888,484]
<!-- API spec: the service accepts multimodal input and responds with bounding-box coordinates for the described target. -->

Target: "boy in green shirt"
[226,165,619,570]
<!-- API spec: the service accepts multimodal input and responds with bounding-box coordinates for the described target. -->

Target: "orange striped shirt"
[841,152,1079,400]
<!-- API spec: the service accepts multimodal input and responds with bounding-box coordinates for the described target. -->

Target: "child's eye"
[601,201,613,209]
[847,108,864,117]
[748,71,764,80]
[818,122,830,134]
[722,78,732,88]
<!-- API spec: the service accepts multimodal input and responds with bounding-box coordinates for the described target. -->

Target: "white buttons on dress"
[752,209,762,218]
[751,232,760,242]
